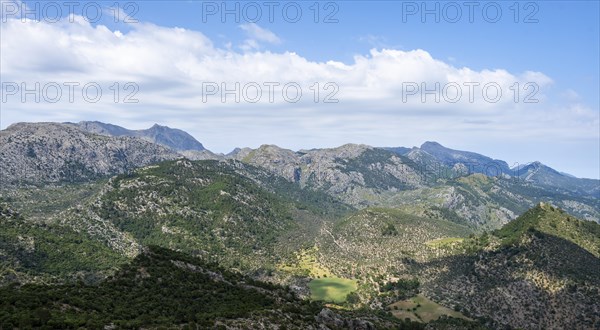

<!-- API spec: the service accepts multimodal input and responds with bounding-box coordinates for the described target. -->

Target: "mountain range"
[3,121,597,225]
[0,121,598,329]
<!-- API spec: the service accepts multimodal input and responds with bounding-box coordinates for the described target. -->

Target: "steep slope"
[385,142,512,178]
[308,208,473,307]
[385,142,599,198]
[232,144,425,206]
[495,202,600,256]
[384,173,600,229]
[382,146,411,155]
[234,142,598,228]
[75,121,206,151]
[0,203,126,286]
[0,245,398,329]
[0,123,180,185]
[419,204,600,329]
[58,159,352,272]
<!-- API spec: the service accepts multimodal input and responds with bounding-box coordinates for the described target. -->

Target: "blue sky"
[3,1,600,178]
[98,1,599,100]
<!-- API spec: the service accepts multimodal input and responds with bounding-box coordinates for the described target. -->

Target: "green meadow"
[308,278,357,303]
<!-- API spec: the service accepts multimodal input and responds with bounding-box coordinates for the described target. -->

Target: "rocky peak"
[74,121,205,152]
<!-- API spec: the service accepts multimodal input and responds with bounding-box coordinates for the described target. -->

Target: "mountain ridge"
[73,121,206,152]
[2,122,597,226]
[0,122,181,185]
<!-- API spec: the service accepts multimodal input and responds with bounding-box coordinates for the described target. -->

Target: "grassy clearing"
[389,294,471,323]
[277,247,332,278]
[425,237,464,248]
[308,278,357,303]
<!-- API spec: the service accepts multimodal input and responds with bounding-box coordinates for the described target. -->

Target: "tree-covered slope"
[57,159,351,272]
[0,204,126,286]
[0,245,413,329]
[419,204,600,329]
[0,245,317,329]
[495,202,600,256]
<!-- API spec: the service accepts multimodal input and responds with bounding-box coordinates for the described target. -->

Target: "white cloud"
[358,34,392,49]
[239,23,281,44]
[238,23,281,51]
[561,89,580,102]
[0,13,597,168]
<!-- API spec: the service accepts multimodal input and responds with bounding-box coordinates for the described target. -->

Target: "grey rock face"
[229,143,424,207]
[418,141,512,176]
[179,149,224,161]
[0,122,181,185]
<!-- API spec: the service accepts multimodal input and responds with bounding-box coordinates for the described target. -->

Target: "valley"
[0,122,598,329]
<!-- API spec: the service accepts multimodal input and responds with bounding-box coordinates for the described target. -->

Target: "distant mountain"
[75,121,205,152]
[513,161,600,197]
[0,123,181,185]
[229,143,599,226]
[420,141,511,176]
[382,146,411,155]
[384,141,599,198]
[2,122,597,227]
[2,121,599,329]
[229,144,425,207]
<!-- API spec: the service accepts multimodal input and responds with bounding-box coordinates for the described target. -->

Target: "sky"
[1,0,599,178]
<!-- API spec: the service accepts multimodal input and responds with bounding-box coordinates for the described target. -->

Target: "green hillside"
[0,246,322,329]
[1,155,598,329]
[55,159,352,272]
[495,202,600,256]
[420,204,600,329]
[0,204,125,285]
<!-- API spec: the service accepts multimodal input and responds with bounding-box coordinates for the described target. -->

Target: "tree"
[382,223,398,236]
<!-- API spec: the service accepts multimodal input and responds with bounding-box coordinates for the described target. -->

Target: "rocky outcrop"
[229,144,424,207]
[0,122,181,185]
[315,308,375,330]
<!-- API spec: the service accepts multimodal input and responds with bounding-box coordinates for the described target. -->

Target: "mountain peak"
[421,141,444,148]
[74,121,205,152]
[150,123,167,129]
[531,161,543,167]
